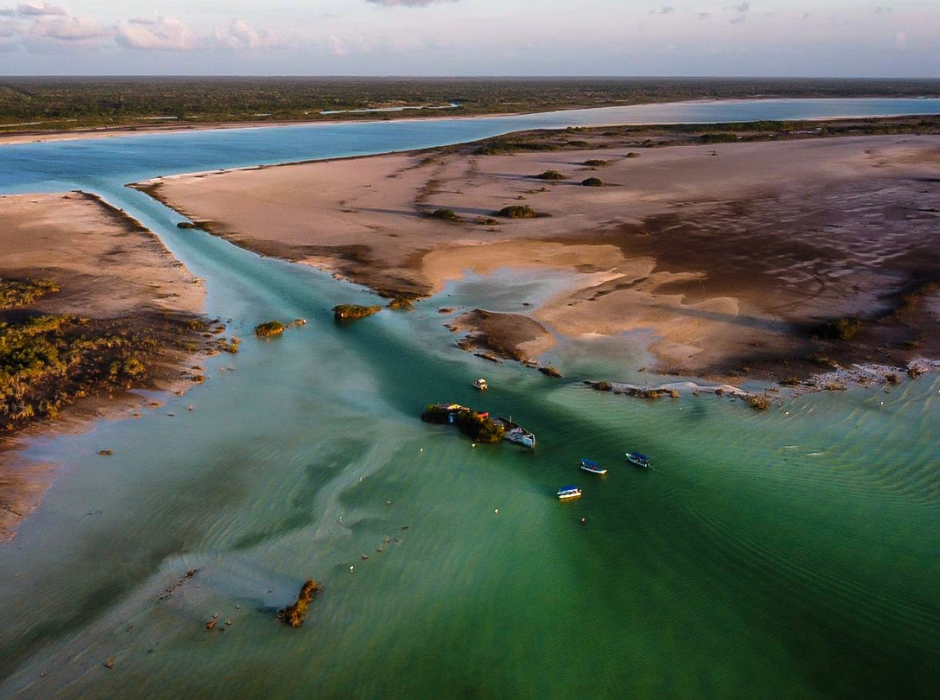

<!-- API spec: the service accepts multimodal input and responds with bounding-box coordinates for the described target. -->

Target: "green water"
[1,106,940,698]
[1,246,938,698]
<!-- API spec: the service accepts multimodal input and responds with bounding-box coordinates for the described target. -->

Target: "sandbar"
[0,191,206,542]
[141,129,940,380]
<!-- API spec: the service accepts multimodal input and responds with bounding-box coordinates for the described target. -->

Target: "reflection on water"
[1,100,940,698]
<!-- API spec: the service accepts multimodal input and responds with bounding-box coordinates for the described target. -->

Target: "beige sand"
[145,134,940,376]
[0,191,206,542]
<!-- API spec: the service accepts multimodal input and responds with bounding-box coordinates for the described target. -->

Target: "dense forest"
[1,76,939,133]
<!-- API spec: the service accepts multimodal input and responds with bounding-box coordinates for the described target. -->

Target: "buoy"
[494,508,499,515]
[580,517,587,524]
[349,565,354,573]
[472,443,476,448]
[359,476,363,483]
[420,448,424,453]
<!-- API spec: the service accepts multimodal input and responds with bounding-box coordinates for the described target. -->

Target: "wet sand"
[141,133,940,379]
[0,191,206,542]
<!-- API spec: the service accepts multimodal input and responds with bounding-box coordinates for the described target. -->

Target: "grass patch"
[534,170,566,180]
[581,177,604,187]
[814,317,861,341]
[495,205,537,219]
[428,208,460,221]
[0,278,59,310]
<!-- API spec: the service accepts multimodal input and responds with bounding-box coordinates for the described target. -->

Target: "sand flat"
[0,191,206,542]
[146,134,940,376]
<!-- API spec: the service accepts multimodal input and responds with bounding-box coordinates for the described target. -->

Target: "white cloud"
[212,19,298,50]
[894,31,906,50]
[29,14,105,42]
[330,34,348,57]
[214,19,260,49]
[650,6,675,15]
[15,1,68,17]
[734,1,749,12]
[365,0,455,6]
[116,14,194,51]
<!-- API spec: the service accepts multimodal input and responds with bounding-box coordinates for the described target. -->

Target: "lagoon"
[1,99,940,698]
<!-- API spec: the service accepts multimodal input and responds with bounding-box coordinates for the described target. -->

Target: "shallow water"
[1,100,939,698]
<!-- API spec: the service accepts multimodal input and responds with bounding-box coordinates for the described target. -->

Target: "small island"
[276,578,321,628]
[333,304,382,320]
[254,320,285,337]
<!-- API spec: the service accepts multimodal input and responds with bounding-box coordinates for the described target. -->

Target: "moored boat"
[557,486,582,500]
[625,451,650,469]
[472,378,488,390]
[494,416,536,449]
[579,458,607,475]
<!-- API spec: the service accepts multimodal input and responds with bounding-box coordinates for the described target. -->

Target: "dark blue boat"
[625,451,650,469]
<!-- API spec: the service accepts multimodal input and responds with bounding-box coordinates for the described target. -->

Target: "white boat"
[557,486,582,500]
[579,458,607,475]
[473,378,488,390]
[494,416,536,449]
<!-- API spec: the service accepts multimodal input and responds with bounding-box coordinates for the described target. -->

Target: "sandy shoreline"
[0,191,208,542]
[143,129,940,383]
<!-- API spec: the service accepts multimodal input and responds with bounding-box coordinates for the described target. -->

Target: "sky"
[0,0,937,77]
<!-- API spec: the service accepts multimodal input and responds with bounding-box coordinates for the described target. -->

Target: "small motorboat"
[625,451,650,469]
[472,378,488,391]
[579,458,607,475]
[557,486,582,501]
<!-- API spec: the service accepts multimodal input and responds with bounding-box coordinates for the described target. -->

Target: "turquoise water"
[1,100,939,699]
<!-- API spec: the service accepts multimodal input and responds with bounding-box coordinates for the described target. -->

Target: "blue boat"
[625,451,650,469]
[557,486,582,500]
[579,458,607,475]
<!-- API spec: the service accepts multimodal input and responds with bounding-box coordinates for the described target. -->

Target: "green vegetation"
[535,170,566,180]
[421,404,505,443]
[744,394,772,410]
[254,321,285,337]
[700,133,740,144]
[0,278,59,309]
[495,205,537,219]
[276,579,321,628]
[581,177,604,187]
[583,159,609,167]
[387,297,415,311]
[625,152,641,158]
[0,77,937,135]
[815,317,861,341]
[428,208,460,221]
[333,304,382,320]
[0,311,200,430]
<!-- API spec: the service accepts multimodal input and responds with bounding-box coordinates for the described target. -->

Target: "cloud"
[730,15,746,24]
[650,6,675,15]
[116,14,194,51]
[214,19,260,49]
[329,34,348,57]
[894,31,906,50]
[365,0,455,6]
[874,6,892,16]
[29,14,105,42]
[15,1,68,16]
[696,12,710,20]
[734,1,749,12]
